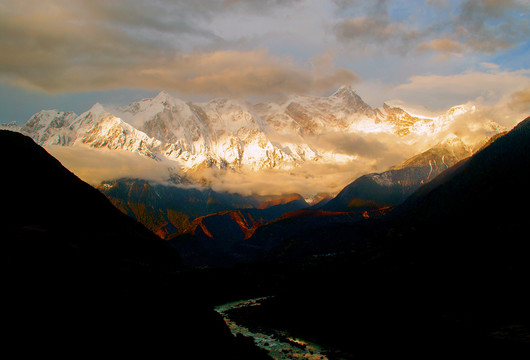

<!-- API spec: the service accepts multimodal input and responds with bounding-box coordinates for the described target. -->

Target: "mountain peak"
[439,133,460,144]
[331,85,356,98]
[88,102,106,115]
[153,90,173,103]
[444,104,474,119]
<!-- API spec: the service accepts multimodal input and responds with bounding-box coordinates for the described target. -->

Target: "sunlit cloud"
[193,159,389,198]
[508,87,530,113]
[0,0,355,97]
[47,145,174,186]
[394,69,530,120]
[333,0,529,56]
[456,0,529,53]
[416,38,464,60]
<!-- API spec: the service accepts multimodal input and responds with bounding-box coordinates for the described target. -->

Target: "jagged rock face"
[13,86,496,177]
[79,115,163,159]
[257,87,379,136]
[20,110,77,146]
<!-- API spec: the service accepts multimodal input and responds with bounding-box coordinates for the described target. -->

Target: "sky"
[0,0,529,125]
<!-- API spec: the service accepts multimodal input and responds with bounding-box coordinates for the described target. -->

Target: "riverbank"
[215,297,332,360]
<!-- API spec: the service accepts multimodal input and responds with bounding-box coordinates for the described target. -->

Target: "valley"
[2,1,529,358]
[2,94,528,358]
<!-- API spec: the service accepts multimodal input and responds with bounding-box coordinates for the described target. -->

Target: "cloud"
[194,160,380,198]
[508,87,530,112]
[425,0,449,7]
[47,143,398,198]
[0,0,353,97]
[333,1,421,54]
[333,0,529,56]
[189,127,431,197]
[138,49,359,98]
[416,38,463,60]
[46,145,173,186]
[480,62,501,71]
[455,0,529,53]
[394,69,530,118]
[223,0,302,11]
[334,16,418,43]
[306,132,390,158]
[45,130,415,198]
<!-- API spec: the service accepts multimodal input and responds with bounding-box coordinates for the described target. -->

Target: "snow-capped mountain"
[0,121,20,132]
[12,86,497,180]
[20,110,77,146]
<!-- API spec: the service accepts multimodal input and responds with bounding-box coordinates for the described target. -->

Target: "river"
[214,297,330,360]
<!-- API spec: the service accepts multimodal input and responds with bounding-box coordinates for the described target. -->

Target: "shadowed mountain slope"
[98,178,265,238]
[0,130,270,359]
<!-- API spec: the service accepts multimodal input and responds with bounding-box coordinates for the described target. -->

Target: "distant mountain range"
[2,86,499,176]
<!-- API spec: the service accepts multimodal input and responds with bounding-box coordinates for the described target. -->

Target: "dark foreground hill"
[0,130,270,359]
[220,117,530,358]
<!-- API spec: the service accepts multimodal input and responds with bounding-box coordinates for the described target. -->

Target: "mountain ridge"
[7,88,493,182]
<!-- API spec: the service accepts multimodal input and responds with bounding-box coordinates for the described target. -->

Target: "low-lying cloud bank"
[47,145,391,198]
[46,136,411,198]
[47,146,174,186]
